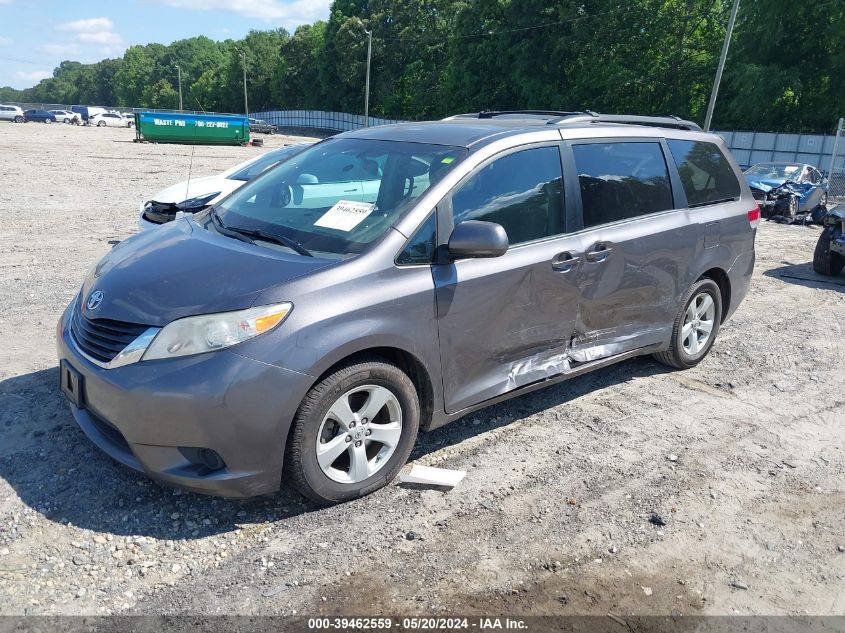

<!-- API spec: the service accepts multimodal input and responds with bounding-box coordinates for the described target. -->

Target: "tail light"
[747,205,761,229]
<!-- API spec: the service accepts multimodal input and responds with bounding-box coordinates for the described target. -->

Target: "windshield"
[745,163,803,182]
[215,138,467,259]
[228,145,307,182]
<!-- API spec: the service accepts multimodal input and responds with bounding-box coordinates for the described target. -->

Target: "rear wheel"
[653,278,722,370]
[285,357,419,504]
[97,121,106,127]
[813,228,845,276]
[13,115,23,123]
[63,118,70,124]
[45,118,52,124]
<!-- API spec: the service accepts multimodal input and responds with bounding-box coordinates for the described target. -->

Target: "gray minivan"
[57,112,758,503]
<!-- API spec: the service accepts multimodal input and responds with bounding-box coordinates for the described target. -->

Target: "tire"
[14,115,23,123]
[653,278,723,370]
[97,121,106,127]
[269,128,276,135]
[813,228,845,276]
[63,118,70,124]
[785,195,798,218]
[285,357,420,504]
[45,118,52,124]
[819,192,828,209]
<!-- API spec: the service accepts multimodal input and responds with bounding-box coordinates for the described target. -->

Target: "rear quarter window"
[667,140,740,207]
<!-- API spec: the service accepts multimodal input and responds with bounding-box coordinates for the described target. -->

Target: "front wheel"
[653,278,723,370]
[14,115,23,123]
[784,195,798,218]
[45,118,52,124]
[285,357,419,504]
[63,118,71,124]
[97,121,106,127]
[813,228,845,276]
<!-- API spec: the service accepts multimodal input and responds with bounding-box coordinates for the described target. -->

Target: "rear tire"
[784,195,798,218]
[285,357,419,504]
[97,121,106,127]
[45,118,52,124]
[813,228,845,276]
[653,278,723,370]
[14,115,23,123]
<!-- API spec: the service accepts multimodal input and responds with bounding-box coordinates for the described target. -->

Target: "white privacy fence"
[713,126,844,174]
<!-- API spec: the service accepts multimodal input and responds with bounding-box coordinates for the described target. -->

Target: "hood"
[80,219,334,326]
[146,175,242,205]
[744,177,785,192]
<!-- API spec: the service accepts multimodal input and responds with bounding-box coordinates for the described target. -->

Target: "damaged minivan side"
[57,111,757,504]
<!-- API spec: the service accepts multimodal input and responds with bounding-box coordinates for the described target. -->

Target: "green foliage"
[0,1,841,132]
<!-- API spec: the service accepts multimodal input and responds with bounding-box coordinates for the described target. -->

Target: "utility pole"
[364,27,372,127]
[174,64,183,111]
[236,49,248,117]
[704,0,740,132]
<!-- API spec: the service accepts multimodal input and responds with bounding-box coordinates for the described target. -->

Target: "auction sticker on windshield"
[314,200,375,232]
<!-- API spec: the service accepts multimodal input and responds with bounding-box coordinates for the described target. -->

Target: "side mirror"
[447,220,509,259]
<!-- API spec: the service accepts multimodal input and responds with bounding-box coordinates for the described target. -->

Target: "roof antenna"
[183,97,207,203]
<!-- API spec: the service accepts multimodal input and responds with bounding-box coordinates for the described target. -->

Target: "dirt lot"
[0,121,843,619]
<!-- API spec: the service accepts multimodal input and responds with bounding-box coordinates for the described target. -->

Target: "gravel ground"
[0,121,843,618]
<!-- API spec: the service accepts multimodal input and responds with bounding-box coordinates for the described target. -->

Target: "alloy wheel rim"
[789,196,797,215]
[682,292,715,356]
[316,384,402,484]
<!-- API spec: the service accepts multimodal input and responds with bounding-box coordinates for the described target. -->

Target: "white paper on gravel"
[314,200,375,231]
[399,465,466,488]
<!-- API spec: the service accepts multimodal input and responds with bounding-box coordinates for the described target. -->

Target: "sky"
[0,0,332,89]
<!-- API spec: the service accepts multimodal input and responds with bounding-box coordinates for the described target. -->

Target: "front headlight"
[142,302,292,361]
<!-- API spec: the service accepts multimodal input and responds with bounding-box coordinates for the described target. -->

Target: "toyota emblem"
[86,290,104,310]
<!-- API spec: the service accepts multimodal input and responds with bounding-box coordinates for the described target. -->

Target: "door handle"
[585,242,613,263]
[552,252,580,272]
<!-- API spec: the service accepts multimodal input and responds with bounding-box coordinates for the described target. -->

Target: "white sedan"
[90,112,130,128]
[139,143,311,230]
[49,110,81,124]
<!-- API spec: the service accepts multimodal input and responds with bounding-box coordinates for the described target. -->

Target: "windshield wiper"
[224,225,313,257]
[208,209,312,257]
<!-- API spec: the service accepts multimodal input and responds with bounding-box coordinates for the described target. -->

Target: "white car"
[139,143,311,230]
[49,110,81,124]
[90,112,130,128]
[0,104,24,123]
[121,112,135,126]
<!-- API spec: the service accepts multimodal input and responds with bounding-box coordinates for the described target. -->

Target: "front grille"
[89,412,131,453]
[70,301,149,364]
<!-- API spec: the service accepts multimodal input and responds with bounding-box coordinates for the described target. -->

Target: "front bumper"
[56,302,314,497]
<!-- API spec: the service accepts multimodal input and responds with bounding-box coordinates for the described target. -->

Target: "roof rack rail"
[442,110,589,121]
[547,112,702,131]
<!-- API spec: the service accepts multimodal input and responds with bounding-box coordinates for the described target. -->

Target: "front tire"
[285,357,419,504]
[654,278,723,370]
[784,195,798,218]
[813,228,845,276]
[14,115,23,123]
[45,118,52,124]
[97,121,106,127]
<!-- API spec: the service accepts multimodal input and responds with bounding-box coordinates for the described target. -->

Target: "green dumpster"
[135,112,250,146]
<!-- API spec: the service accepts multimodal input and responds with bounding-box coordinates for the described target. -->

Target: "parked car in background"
[249,118,278,134]
[0,104,25,122]
[121,112,135,126]
[139,143,312,230]
[90,112,130,128]
[24,109,57,123]
[72,105,108,124]
[744,162,828,218]
[58,112,757,503]
[49,110,81,125]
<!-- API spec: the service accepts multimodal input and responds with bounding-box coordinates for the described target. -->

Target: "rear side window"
[451,146,564,245]
[573,142,673,228]
[667,140,740,207]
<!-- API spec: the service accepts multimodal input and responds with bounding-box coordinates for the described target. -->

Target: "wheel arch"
[298,346,436,434]
[698,267,731,323]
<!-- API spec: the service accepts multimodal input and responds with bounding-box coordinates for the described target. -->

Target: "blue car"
[745,162,828,218]
[24,109,57,124]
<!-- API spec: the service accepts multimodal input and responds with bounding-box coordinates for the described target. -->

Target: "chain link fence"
[826,118,845,203]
